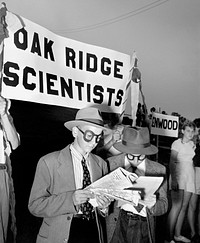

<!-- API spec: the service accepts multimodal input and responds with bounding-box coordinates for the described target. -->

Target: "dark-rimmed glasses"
[77,127,103,143]
[126,154,146,161]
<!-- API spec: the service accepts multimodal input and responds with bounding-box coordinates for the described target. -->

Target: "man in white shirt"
[28,107,113,243]
[106,126,168,243]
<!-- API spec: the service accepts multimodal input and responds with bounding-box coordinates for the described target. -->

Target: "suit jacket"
[28,145,108,243]
[106,153,168,243]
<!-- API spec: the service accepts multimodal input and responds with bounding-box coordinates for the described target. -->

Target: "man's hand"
[112,130,121,143]
[143,194,156,209]
[96,194,113,209]
[0,96,7,116]
[72,189,93,206]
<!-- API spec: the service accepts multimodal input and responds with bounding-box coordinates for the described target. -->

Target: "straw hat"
[64,107,108,132]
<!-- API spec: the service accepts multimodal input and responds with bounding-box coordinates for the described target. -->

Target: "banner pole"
[156,135,159,162]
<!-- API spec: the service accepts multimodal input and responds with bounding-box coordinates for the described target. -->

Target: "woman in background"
[167,120,196,243]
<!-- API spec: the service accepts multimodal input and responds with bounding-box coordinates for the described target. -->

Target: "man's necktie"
[80,157,93,218]
[134,203,144,213]
[130,166,144,213]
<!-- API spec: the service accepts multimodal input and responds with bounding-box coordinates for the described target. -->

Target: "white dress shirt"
[70,144,93,190]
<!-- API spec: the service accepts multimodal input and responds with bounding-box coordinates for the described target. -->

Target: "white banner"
[151,112,179,137]
[1,16,130,113]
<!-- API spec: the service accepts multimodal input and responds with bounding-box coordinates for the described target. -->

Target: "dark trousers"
[110,209,150,243]
[68,216,100,243]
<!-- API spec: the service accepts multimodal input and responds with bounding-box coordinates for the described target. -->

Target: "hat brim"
[64,120,109,132]
[113,141,158,155]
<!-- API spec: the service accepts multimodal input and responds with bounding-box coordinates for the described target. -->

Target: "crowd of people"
[0,98,200,243]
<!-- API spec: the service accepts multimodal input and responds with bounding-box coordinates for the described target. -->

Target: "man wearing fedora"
[106,126,168,243]
[28,107,112,243]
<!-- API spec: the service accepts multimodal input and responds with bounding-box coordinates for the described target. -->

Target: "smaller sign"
[151,113,179,137]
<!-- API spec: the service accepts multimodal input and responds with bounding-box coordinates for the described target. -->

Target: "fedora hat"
[114,126,158,155]
[64,107,108,132]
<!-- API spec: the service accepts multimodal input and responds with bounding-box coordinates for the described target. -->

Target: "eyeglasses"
[126,154,146,161]
[77,127,103,143]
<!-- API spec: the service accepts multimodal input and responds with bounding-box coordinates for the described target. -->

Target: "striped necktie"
[80,157,93,218]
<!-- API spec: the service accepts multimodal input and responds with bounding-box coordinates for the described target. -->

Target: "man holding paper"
[106,126,168,243]
[28,107,112,243]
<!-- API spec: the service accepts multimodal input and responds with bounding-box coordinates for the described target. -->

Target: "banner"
[151,112,179,137]
[1,15,130,113]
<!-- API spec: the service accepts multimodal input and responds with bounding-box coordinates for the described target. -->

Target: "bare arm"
[0,97,20,150]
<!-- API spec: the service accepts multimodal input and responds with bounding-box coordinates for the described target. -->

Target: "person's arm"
[1,113,20,150]
[97,129,122,154]
[0,97,20,150]
[29,154,94,218]
[28,157,78,218]
[103,132,119,151]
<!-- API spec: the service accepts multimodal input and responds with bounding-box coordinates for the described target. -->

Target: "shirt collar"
[70,143,89,161]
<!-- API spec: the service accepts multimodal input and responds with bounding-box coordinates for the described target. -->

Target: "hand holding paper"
[87,167,163,207]
[96,194,113,208]
[139,194,156,209]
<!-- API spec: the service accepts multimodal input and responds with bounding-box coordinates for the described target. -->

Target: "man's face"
[74,124,103,154]
[126,153,146,167]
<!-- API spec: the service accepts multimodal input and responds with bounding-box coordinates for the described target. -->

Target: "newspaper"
[87,167,163,206]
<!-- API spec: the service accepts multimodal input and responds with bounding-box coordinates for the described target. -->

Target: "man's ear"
[72,127,78,138]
